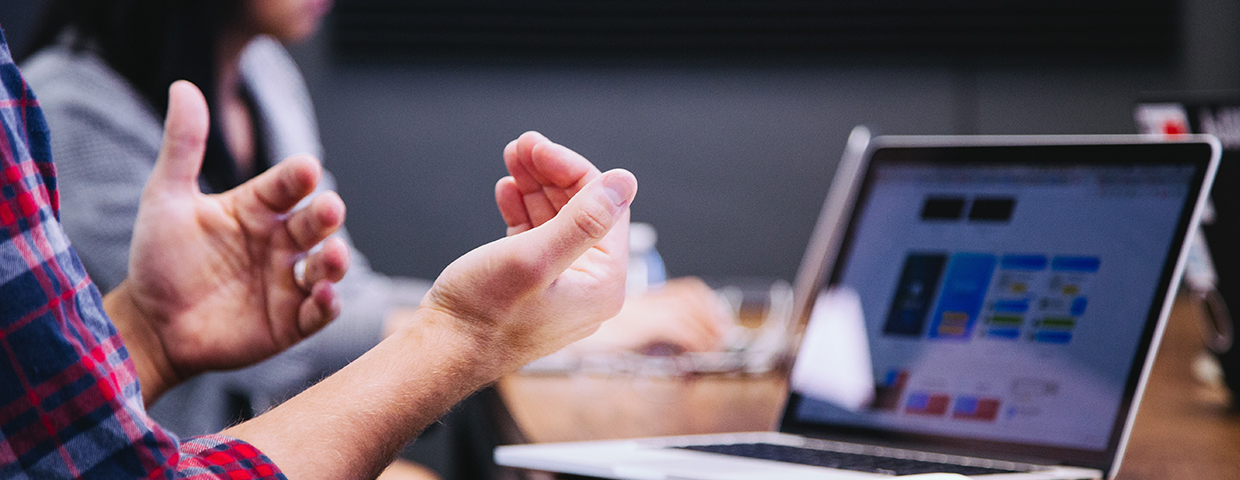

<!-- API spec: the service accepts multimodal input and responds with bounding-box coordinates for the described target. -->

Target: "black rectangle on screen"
[921,197,966,220]
[968,198,1016,222]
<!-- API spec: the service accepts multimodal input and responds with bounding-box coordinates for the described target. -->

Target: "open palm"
[116,81,349,388]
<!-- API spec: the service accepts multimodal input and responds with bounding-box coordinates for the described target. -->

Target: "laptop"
[496,131,1220,480]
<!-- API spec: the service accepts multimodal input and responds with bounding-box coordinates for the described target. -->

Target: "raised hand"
[104,81,350,402]
[417,132,637,371]
[498,133,727,356]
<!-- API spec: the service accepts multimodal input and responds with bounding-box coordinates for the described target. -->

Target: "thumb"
[149,80,209,196]
[518,169,637,279]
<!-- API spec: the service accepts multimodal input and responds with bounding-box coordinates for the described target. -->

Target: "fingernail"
[601,173,634,208]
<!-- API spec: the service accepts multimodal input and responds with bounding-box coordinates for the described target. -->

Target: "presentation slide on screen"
[793,163,1195,451]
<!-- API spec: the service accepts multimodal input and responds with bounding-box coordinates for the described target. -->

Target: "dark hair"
[24,0,252,191]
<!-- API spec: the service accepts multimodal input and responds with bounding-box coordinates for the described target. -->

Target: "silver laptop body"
[496,132,1221,480]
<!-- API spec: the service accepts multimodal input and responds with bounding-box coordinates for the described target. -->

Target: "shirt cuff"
[176,434,287,479]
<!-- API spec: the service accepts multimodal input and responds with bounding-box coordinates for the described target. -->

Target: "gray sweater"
[22,36,430,436]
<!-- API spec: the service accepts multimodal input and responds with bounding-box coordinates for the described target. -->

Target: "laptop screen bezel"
[778,138,1217,474]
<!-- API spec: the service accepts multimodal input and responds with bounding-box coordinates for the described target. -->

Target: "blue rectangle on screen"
[928,253,996,339]
[953,396,979,414]
[1070,297,1088,316]
[1051,256,1100,272]
[1034,331,1073,344]
[992,300,1030,313]
[1000,255,1048,271]
[987,328,1020,339]
[906,393,930,409]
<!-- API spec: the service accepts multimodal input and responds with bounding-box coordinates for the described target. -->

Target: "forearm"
[223,307,502,480]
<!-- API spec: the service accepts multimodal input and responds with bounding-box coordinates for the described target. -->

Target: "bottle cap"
[629,222,658,253]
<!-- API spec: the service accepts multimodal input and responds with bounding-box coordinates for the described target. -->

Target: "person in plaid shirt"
[0,24,638,480]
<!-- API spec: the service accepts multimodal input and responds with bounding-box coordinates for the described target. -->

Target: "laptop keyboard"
[674,443,1025,476]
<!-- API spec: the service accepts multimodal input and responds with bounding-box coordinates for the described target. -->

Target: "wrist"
[381,306,419,338]
[402,306,513,386]
[103,281,181,404]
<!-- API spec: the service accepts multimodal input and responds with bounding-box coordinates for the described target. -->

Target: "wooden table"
[1111,299,1240,478]
[499,298,1240,478]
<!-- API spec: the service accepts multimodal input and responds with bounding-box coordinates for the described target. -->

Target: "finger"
[506,132,600,195]
[504,133,558,228]
[299,237,351,286]
[506,133,603,227]
[646,317,713,353]
[686,306,727,351]
[148,81,209,196]
[298,280,342,337]
[676,279,729,338]
[647,300,717,353]
[665,277,728,334]
[685,310,725,350]
[285,191,346,251]
[670,323,715,353]
[515,169,637,280]
[522,189,559,228]
[505,131,553,191]
[496,177,532,235]
[528,141,600,218]
[529,141,600,197]
[240,155,323,215]
[503,135,543,194]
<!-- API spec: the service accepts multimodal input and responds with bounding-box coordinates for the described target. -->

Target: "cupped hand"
[108,81,350,400]
[417,132,637,373]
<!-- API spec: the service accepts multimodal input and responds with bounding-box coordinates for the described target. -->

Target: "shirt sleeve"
[0,37,289,480]
[173,436,286,480]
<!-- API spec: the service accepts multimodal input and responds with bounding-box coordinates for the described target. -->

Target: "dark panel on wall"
[333,0,1180,61]
[0,0,42,56]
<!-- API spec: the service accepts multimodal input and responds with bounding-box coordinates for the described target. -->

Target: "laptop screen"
[781,141,1215,472]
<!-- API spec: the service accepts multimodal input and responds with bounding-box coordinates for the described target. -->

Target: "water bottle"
[627,222,667,294]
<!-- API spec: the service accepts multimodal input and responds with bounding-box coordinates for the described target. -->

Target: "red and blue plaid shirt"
[0,30,285,479]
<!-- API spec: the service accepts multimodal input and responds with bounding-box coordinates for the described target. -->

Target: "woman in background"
[21,0,726,478]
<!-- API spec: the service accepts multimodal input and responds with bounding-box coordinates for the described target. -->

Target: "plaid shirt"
[0,31,285,479]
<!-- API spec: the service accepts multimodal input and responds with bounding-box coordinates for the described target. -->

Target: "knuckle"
[280,171,303,203]
[573,203,612,240]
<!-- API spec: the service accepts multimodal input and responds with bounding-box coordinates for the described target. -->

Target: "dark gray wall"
[5,0,1239,283]
[296,0,1239,283]
[304,61,961,282]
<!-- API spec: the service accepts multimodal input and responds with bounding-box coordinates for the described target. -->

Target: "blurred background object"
[627,222,667,294]
[1136,97,1240,402]
[523,276,793,376]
